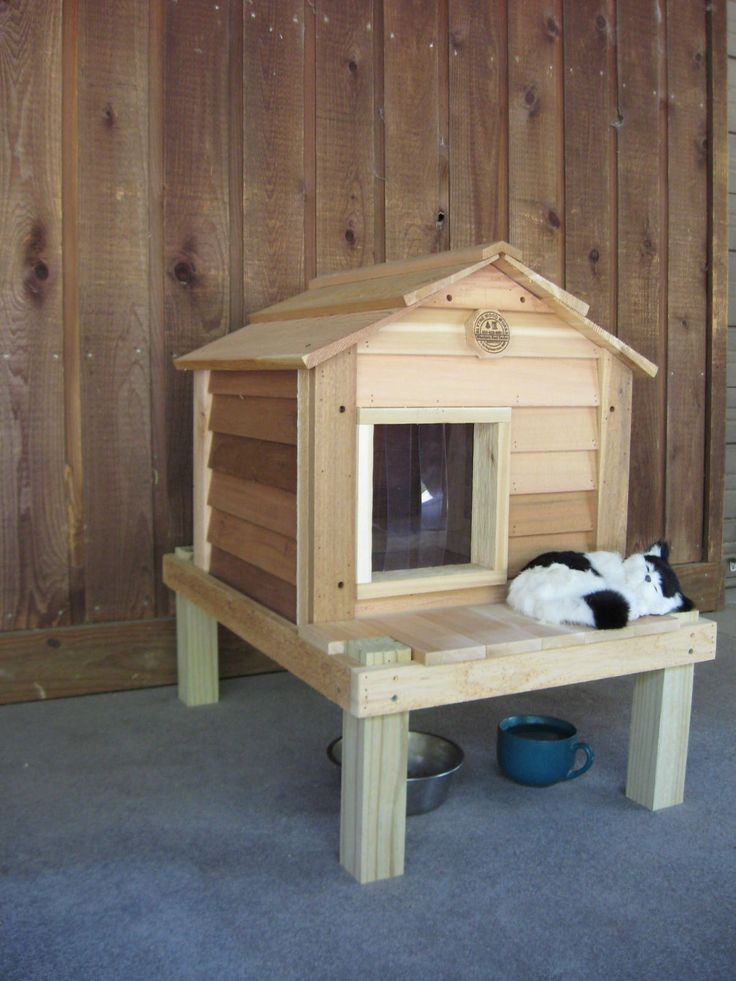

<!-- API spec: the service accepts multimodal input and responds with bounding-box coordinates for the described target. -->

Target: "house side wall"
[205,370,298,622]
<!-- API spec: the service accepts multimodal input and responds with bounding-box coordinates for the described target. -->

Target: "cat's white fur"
[506,544,687,628]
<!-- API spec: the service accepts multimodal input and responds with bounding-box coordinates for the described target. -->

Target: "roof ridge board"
[306,240,521,292]
[248,255,499,324]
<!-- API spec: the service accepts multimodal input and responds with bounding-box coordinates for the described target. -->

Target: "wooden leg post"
[626,664,694,810]
[174,547,219,706]
[340,638,411,884]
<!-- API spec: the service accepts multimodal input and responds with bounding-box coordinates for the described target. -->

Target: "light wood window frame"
[356,407,511,599]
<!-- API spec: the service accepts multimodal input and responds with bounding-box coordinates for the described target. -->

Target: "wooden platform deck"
[299,604,686,665]
[164,552,718,883]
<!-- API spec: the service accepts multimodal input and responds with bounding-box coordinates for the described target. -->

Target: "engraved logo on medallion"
[465,309,511,357]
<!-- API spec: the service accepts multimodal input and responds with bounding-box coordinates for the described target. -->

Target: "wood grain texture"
[209,370,298,398]
[193,371,213,570]
[626,664,694,810]
[315,0,377,274]
[616,0,667,552]
[509,491,596,538]
[208,508,297,584]
[158,0,231,594]
[448,0,508,245]
[308,350,357,621]
[0,616,272,705]
[209,434,298,492]
[175,546,219,706]
[705,0,727,595]
[664,1,708,564]
[596,351,632,552]
[563,0,617,330]
[508,0,565,281]
[0,0,68,630]
[384,0,446,258]
[356,355,600,407]
[77,0,154,621]
[209,394,298,445]
[209,545,297,621]
[208,472,297,539]
[243,0,305,313]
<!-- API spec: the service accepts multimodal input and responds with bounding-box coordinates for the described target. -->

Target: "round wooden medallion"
[465,309,511,357]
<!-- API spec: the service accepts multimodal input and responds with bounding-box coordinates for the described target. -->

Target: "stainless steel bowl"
[326,730,464,816]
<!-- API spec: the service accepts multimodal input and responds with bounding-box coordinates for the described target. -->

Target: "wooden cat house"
[163,242,716,883]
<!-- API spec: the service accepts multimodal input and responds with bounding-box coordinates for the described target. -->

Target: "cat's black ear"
[645,540,670,562]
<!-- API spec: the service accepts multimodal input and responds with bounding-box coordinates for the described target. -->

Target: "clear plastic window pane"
[372,423,474,573]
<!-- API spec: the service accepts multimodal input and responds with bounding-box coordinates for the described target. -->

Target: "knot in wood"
[547,210,561,230]
[174,260,195,287]
[524,84,540,117]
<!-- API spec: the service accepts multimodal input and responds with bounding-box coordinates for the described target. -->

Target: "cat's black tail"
[584,590,630,629]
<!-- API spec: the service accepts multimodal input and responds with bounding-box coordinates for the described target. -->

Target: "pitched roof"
[175,242,657,378]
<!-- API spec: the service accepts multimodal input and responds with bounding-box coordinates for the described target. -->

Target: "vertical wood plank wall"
[0,0,726,701]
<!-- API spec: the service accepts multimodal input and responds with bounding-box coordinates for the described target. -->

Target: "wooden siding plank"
[0,1,67,630]
[448,0,508,245]
[315,0,377,274]
[243,0,305,314]
[510,451,597,495]
[422,263,578,314]
[62,0,85,624]
[617,0,667,550]
[384,0,445,258]
[508,530,595,575]
[563,0,616,330]
[708,0,728,602]
[356,356,600,407]
[0,616,273,705]
[664,1,708,565]
[208,370,298,398]
[509,491,596,538]
[158,0,231,589]
[359,311,597,359]
[208,471,297,539]
[208,508,297,585]
[508,0,565,283]
[209,545,296,621]
[511,407,598,452]
[209,434,297,492]
[209,394,298,445]
[78,1,154,621]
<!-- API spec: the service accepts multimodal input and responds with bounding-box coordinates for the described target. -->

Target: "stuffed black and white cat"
[506,542,693,629]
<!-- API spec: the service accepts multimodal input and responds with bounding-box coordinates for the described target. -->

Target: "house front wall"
[351,303,632,619]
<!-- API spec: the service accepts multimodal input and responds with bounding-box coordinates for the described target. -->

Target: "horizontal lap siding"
[206,372,298,621]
